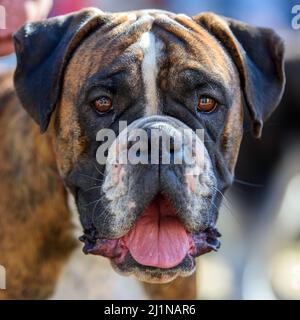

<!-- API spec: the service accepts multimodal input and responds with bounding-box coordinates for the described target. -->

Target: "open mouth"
[80,193,221,271]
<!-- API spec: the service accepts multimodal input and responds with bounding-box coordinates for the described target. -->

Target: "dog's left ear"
[193,12,285,138]
[13,8,105,133]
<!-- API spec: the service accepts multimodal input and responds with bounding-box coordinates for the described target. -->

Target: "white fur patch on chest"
[139,31,163,116]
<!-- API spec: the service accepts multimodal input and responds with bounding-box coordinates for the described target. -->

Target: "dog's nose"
[106,115,200,166]
[131,122,183,164]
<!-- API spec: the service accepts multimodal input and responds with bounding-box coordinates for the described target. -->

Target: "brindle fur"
[0,9,284,299]
[0,73,76,299]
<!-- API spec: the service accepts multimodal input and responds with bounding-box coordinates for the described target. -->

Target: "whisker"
[211,186,242,225]
[209,198,242,226]
[211,186,233,211]
[100,209,112,235]
[78,173,102,182]
[234,179,264,188]
[92,199,102,222]
[80,192,106,207]
[81,199,102,207]
[93,162,105,177]
[83,185,103,193]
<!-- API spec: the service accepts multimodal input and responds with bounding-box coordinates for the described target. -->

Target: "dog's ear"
[193,12,285,138]
[13,8,105,133]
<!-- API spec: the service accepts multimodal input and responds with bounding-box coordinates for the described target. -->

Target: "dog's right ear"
[13,8,106,133]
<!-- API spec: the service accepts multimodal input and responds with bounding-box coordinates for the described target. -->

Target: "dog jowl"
[13,9,285,283]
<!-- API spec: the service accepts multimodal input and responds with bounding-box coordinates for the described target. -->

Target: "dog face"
[13,9,285,283]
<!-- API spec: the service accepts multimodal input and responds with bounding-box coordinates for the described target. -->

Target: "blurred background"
[0,0,300,300]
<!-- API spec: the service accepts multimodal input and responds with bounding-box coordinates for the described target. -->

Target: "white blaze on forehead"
[139,31,163,116]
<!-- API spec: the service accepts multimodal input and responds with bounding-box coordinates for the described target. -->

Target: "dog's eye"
[92,96,113,113]
[197,96,217,113]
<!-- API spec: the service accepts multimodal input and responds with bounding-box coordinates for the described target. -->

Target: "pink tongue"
[125,195,189,269]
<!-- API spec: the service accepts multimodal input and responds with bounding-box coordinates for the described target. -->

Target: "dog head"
[13,8,285,283]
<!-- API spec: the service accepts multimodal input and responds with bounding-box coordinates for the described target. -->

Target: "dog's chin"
[79,193,221,283]
[110,254,196,284]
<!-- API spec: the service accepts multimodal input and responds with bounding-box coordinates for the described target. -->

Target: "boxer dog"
[0,8,285,299]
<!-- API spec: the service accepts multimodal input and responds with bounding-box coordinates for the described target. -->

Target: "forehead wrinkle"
[152,14,234,82]
[153,28,211,72]
[98,14,132,35]
[95,16,156,62]
[153,13,215,55]
[175,15,236,82]
[175,15,215,42]
[153,16,197,46]
[65,10,235,105]
[152,20,214,69]
[69,20,151,83]
[120,13,155,38]
[69,18,134,67]
[86,13,154,55]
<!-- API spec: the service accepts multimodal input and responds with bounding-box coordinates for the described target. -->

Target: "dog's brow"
[85,70,127,89]
[178,69,231,104]
[76,70,128,105]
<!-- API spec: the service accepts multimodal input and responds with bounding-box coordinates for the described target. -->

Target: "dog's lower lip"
[80,226,221,268]
[80,193,221,269]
